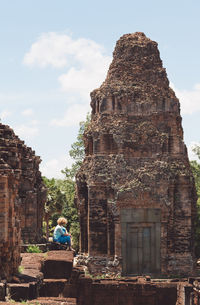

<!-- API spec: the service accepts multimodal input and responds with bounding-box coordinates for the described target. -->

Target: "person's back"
[53,224,66,241]
[53,217,73,250]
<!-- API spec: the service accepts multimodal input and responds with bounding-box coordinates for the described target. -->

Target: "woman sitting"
[53,217,73,250]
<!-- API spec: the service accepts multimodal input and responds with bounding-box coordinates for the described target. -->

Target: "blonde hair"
[57,217,67,226]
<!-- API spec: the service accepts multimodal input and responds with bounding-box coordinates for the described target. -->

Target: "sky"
[0,0,200,178]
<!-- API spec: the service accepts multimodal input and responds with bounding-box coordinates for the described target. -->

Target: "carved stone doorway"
[121,208,161,275]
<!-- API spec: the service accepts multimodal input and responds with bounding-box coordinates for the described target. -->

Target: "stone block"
[76,280,178,305]
[62,283,79,298]
[39,279,68,297]
[7,283,30,301]
[42,259,73,279]
[0,283,6,301]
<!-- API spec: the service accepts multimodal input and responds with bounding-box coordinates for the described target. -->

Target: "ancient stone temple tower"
[0,123,46,280]
[76,32,197,276]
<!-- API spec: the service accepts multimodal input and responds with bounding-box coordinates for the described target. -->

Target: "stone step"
[2,252,75,302]
[42,251,74,279]
[6,282,38,301]
[39,279,68,297]
[20,252,44,281]
[0,297,77,305]
[33,297,77,305]
[6,279,73,301]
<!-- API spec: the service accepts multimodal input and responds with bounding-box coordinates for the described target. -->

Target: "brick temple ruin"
[0,123,46,280]
[76,32,197,277]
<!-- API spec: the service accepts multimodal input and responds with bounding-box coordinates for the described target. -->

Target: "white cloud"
[24,32,111,126]
[23,32,72,68]
[23,32,111,101]
[58,62,108,100]
[51,103,90,127]
[0,92,25,103]
[40,155,73,179]
[23,32,111,69]
[30,119,38,126]
[22,108,34,116]
[171,83,200,115]
[0,110,11,120]
[57,38,111,99]
[14,124,39,140]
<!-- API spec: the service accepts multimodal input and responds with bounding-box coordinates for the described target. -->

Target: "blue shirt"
[53,225,66,241]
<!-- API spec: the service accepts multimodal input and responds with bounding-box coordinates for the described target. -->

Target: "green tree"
[62,113,91,178]
[61,174,79,250]
[48,176,80,250]
[43,177,66,240]
[61,114,91,249]
[190,145,200,256]
[43,115,90,250]
[193,145,200,159]
[190,161,200,200]
[43,115,90,249]
[190,145,200,205]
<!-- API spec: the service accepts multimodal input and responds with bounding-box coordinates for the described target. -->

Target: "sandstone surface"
[0,123,46,280]
[76,32,197,276]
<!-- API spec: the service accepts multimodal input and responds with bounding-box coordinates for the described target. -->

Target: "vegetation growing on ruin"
[26,245,42,253]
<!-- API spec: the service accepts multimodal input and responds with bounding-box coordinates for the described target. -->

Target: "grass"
[26,245,42,253]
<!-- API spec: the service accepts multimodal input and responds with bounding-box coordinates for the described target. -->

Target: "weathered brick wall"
[0,167,21,280]
[75,280,178,305]
[18,144,46,243]
[0,124,46,243]
[76,32,197,276]
[0,123,46,280]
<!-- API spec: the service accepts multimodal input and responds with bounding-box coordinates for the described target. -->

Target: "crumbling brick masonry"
[0,123,46,280]
[76,32,197,277]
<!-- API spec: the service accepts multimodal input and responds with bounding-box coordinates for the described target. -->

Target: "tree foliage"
[193,145,200,160]
[43,175,79,249]
[190,145,200,256]
[190,145,200,206]
[42,177,66,239]
[43,177,66,216]
[62,113,91,178]
[43,114,91,250]
[190,161,200,201]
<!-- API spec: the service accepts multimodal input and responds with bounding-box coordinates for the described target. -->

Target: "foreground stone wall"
[0,123,46,280]
[18,144,46,243]
[76,32,197,276]
[0,168,21,280]
[75,280,178,305]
